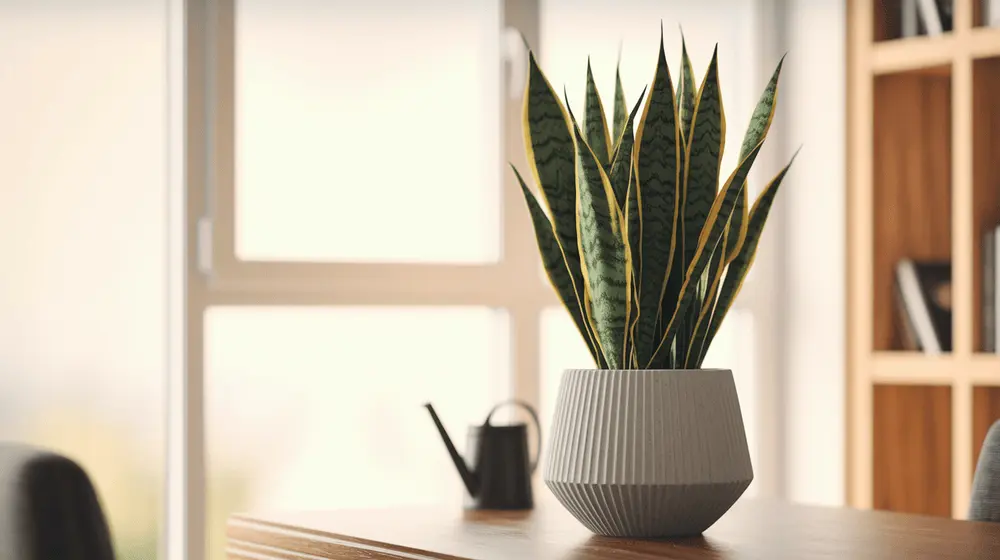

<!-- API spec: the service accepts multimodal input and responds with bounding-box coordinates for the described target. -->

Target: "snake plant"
[514,31,797,370]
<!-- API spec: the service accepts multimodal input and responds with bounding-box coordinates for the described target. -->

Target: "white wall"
[0,1,167,553]
[779,0,847,506]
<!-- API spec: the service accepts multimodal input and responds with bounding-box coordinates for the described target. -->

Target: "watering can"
[424,400,541,510]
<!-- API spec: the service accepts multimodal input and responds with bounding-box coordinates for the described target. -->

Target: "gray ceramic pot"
[543,368,753,538]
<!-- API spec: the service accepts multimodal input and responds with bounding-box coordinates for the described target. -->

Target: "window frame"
[169,1,785,559]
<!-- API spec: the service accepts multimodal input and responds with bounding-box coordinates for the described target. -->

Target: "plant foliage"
[515,29,798,370]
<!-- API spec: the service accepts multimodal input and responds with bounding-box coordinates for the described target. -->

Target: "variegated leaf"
[513,166,603,366]
[647,141,764,368]
[726,55,786,262]
[568,106,630,368]
[701,149,799,362]
[609,90,646,212]
[585,59,613,167]
[625,164,642,367]
[682,47,725,280]
[613,60,628,151]
[676,34,697,141]
[632,32,680,367]
[685,220,730,368]
[522,51,590,348]
[667,47,724,355]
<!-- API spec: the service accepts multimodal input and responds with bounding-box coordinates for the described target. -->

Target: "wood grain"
[972,57,1000,352]
[872,71,952,351]
[973,386,1000,471]
[872,384,952,516]
[226,498,1000,560]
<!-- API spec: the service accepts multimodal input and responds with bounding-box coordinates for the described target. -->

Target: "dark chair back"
[0,443,115,560]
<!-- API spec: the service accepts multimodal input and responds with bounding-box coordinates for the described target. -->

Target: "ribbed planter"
[543,369,753,538]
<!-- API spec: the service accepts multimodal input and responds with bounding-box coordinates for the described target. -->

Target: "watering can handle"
[484,399,542,474]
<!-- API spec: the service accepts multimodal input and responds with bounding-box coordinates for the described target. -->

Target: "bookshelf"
[849,0,1000,519]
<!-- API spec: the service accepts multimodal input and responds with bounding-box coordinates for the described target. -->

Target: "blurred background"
[0,1,844,559]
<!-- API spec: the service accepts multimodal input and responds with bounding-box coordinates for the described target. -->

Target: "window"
[178,1,779,559]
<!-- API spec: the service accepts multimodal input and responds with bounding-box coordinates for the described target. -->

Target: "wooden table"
[227,498,1000,559]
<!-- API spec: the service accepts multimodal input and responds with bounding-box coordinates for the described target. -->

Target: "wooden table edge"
[227,514,467,560]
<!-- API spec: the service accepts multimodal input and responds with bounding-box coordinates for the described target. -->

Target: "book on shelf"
[984,224,1000,353]
[986,0,1000,27]
[894,259,952,354]
[902,0,950,36]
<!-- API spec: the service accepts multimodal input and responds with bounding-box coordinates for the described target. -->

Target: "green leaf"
[583,58,611,168]
[625,162,642,368]
[739,56,785,161]
[522,51,591,355]
[513,166,603,367]
[726,55,786,263]
[685,223,730,368]
[608,89,646,212]
[625,158,642,292]
[669,46,724,358]
[682,46,725,277]
[676,34,697,142]
[568,105,630,369]
[632,32,680,367]
[585,59,613,167]
[701,149,799,363]
[647,141,764,369]
[612,55,628,151]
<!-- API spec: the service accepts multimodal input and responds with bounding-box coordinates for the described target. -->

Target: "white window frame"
[166,1,786,559]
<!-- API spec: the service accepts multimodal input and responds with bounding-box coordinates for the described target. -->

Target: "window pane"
[0,4,165,559]
[539,307,597,438]
[205,306,510,560]
[234,1,502,263]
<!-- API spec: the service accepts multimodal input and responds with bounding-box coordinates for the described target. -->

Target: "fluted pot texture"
[543,369,753,538]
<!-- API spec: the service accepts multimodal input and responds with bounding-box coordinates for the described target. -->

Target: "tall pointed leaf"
[585,59,613,167]
[625,161,642,367]
[625,158,642,291]
[513,166,603,366]
[676,34,697,141]
[612,56,628,149]
[647,141,763,368]
[522,51,590,347]
[632,32,680,367]
[608,91,646,211]
[682,47,725,277]
[726,55,786,262]
[663,47,723,358]
[702,149,799,361]
[568,107,630,368]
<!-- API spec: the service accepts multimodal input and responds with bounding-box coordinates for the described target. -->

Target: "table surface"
[227,497,1000,559]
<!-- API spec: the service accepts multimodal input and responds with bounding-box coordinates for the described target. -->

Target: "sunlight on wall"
[0,3,168,558]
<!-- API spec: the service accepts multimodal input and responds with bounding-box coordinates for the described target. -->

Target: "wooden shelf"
[972,56,1000,352]
[872,35,957,75]
[871,353,1000,383]
[973,386,1000,469]
[871,69,951,351]
[873,384,952,516]
[849,0,1000,520]
[969,27,1000,58]
[870,24,1000,76]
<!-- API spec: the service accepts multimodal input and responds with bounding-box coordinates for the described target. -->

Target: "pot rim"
[561,368,732,374]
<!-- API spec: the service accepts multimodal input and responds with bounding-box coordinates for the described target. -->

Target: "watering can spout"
[424,403,479,497]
